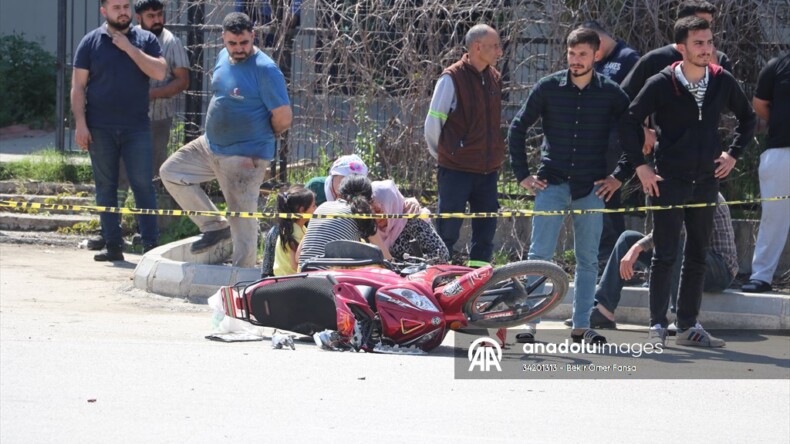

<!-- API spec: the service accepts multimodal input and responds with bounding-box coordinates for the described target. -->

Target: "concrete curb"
[133,236,260,302]
[544,285,790,330]
[134,239,790,329]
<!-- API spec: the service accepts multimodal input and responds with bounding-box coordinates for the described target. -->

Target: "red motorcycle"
[218,241,568,353]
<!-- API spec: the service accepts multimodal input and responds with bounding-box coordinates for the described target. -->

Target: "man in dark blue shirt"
[508,27,631,345]
[71,0,166,261]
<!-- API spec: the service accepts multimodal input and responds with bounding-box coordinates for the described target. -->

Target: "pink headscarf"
[371,180,408,248]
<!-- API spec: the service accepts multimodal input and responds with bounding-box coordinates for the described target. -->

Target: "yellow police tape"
[1,196,788,220]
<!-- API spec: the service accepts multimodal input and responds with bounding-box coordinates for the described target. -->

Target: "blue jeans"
[436,167,499,263]
[88,127,159,247]
[596,230,734,316]
[528,183,603,329]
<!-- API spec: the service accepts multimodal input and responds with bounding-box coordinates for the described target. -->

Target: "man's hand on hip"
[635,164,663,197]
[642,127,657,155]
[519,176,547,195]
[714,151,736,179]
[594,175,622,202]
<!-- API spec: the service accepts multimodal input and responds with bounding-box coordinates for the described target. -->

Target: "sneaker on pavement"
[646,324,667,346]
[675,322,725,348]
[190,227,231,254]
[86,235,106,251]
[94,246,124,262]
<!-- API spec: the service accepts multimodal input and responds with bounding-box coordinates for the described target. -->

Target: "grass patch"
[0,149,92,183]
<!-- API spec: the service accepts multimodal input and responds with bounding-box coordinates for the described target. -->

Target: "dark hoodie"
[619,61,755,180]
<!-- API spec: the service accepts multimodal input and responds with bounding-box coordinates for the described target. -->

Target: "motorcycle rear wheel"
[462,260,568,328]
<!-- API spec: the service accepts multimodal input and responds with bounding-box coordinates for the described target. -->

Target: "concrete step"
[0,193,93,206]
[0,211,97,231]
[546,285,790,330]
[0,180,94,195]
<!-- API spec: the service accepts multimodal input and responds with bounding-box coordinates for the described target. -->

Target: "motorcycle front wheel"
[462,260,568,329]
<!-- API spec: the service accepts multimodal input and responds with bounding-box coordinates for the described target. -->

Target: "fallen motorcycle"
[216,241,568,353]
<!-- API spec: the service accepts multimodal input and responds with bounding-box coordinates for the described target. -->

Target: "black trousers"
[648,177,718,329]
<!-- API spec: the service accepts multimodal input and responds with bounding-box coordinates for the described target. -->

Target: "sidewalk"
[0,128,83,163]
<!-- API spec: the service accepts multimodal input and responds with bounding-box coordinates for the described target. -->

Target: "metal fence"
[54,0,790,203]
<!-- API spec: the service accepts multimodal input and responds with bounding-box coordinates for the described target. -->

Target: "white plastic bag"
[207,288,267,336]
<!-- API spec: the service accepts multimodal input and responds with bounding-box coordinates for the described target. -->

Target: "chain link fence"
[58,0,790,205]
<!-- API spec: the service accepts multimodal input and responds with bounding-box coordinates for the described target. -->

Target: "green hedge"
[0,34,56,128]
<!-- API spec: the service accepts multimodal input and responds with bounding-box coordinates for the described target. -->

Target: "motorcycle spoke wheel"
[462,260,568,328]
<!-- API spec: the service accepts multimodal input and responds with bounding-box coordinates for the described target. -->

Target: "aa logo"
[468,337,502,372]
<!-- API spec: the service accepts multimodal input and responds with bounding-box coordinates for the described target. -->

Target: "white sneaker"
[675,322,725,347]
[646,324,667,346]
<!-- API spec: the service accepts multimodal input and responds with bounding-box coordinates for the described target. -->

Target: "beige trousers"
[160,135,269,267]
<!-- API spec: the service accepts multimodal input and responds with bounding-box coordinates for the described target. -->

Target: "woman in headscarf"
[262,155,369,276]
[297,175,391,270]
[372,180,449,264]
[305,154,369,206]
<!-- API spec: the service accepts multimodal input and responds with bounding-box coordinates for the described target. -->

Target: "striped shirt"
[508,69,632,199]
[136,27,189,121]
[297,200,361,270]
[674,64,709,120]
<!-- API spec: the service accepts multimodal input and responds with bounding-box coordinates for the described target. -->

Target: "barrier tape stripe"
[1,196,788,219]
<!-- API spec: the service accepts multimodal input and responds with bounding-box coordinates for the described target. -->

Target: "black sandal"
[742,280,772,293]
[571,329,607,345]
[515,332,535,344]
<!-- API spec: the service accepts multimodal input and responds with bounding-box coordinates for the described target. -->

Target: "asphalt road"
[1,243,788,443]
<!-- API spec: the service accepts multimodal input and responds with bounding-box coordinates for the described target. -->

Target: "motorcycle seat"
[301,241,386,271]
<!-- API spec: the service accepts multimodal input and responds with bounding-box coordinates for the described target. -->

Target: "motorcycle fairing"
[434,265,494,316]
[375,283,446,351]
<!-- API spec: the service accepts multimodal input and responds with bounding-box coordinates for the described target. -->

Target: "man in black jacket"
[620,17,755,347]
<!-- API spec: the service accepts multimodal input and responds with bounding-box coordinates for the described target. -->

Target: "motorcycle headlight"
[390,288,439,312]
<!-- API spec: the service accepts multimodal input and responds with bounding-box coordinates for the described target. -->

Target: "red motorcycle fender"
[434,265,494,316]
[332,283,375,338]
